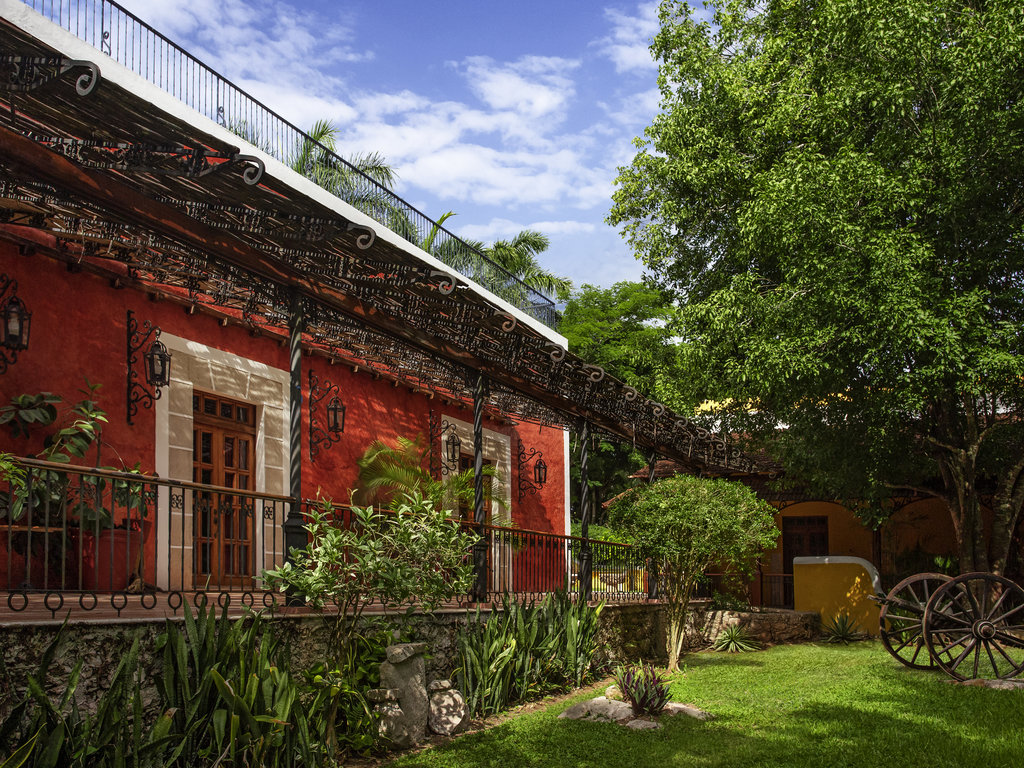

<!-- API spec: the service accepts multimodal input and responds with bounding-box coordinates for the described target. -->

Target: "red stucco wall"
[1,241,567,588]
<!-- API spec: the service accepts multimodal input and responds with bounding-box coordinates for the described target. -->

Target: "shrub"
[712,624,761,653]
[457,591,604,716]
[608,476,779,671]
[613,664,671,716]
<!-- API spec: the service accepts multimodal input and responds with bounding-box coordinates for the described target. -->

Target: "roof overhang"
[0,0,759,475]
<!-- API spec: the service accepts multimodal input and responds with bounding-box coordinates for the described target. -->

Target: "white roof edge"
[792,556,882,596]
[0,0,567,347]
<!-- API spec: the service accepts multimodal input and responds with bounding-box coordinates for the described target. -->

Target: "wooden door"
[782,515,829,573]
[781,515,828,609]
[192,393,256,589]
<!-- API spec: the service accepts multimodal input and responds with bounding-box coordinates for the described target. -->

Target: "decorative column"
[578,419,592,603]
[283,290,308,565]
[472,371,489,601]
[646,449,659,599]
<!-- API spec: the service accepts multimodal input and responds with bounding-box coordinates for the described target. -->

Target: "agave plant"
[823,611,866,644]
[712,624,762,653]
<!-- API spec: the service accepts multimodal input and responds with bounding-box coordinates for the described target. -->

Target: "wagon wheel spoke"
[990,601,1024,625]
[992,631,1024,650]
[892,629,922,655]
[947,638,978,673]
[989,638,1019,669]
[985,589,1011,622]
[881,573,952,670]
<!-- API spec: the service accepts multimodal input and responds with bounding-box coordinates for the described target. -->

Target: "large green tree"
[560,281,681,517]
[610,0,1024,575]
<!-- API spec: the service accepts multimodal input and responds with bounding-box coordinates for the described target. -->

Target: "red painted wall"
[0,242,567,542]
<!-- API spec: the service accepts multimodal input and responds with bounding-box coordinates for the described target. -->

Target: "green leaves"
[609,475,778,669]
[456,591,604,717]
[611,0,1024,573]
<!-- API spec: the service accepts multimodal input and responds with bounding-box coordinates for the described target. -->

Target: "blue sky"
[116,0,693,292]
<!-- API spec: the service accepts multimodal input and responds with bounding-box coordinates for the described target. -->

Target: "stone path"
[557,695,711,730]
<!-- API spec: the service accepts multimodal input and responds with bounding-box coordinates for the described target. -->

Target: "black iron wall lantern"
[0,273,30,374]
[146,337,172,388]
[327,396,346,434]
[534,457,548,487]
[445,430,462,465]
[309,369,345,462]
[517,439,547,501]
[127,310,171,423]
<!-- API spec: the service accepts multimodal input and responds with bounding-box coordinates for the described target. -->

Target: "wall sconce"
[534,457,548,486]
[517,439,547,501]
[445,429,462,466]
[127,310,171,424]
[309,369,345,462]
[0,273,30,374]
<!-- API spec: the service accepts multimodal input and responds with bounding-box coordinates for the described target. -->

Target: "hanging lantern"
[1,294,30,351]
[445,431,462,464]
[145,338,172,388]
[327,396,346,434]
[534,457,548,487]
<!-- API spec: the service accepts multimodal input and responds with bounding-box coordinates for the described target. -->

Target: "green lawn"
[386,642,1024,768]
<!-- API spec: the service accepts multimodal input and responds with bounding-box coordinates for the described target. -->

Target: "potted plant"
[0,383,152,592]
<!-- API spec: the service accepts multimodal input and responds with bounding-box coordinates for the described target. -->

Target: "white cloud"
[458,55,580,121]
[457,218,596,241]
[597,2,660,73]
[115,0,370,97]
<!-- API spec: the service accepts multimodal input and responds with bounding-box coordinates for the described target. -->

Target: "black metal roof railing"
[17,0,560,329]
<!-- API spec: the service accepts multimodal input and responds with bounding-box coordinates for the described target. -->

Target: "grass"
[385,642,1024,768]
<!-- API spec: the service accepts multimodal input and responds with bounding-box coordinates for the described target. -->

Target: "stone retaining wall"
[0,602,822,719]
[597,602,821,664]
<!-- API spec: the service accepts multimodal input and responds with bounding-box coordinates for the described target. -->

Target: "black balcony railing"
[0,458,653,619]
[1,458,292,616]
[16,0,560,329]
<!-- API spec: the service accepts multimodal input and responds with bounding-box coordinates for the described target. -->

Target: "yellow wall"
[793,558,881,636]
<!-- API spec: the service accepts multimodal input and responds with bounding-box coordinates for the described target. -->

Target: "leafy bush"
[155,603,317,767]
[712,624,762,653]
[608,476,779,670]
[823,612,866,644]
[0,625,178,767]
[457,591,604,716]
[613,664,671,716]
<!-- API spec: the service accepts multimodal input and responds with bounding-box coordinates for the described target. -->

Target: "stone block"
[663,702,712,720]
[387,643,428,664]
[428,685,467,736]
[379,644,428,747]
[374,702,411,748]
[626,718,662,730]
[558,696,633,723]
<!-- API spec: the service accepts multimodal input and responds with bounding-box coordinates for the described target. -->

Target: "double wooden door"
[192,393,256,589]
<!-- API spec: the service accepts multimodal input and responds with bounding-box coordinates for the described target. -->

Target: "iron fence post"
[472,371,489,602]
[578,419,592,603]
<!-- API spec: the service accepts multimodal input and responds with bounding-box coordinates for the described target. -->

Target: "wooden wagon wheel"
[922,572,1024,681]
[879,572,952,670]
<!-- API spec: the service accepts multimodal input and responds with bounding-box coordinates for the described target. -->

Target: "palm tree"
[289,122,572,307]
[353,435,506,522]
[484,229,573,301]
